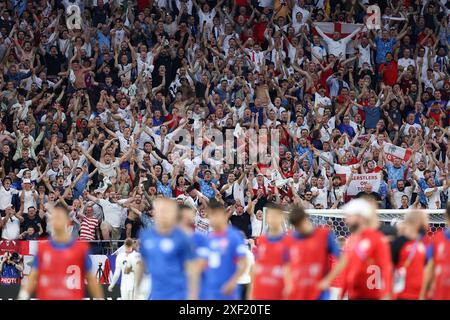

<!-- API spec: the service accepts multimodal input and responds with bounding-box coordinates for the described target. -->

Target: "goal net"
[262,208,447,238]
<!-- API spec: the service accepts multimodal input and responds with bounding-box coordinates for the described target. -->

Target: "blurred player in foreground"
[285,205,341,300]
[18,204,103,300]
[200,200,247,300]
[178,204,209,299]
[251,203,288,300]
[421,204,450,300]
[108,238,141,300]
[338,198,393,300]
[390,210,428,300]
[136,198,198,300]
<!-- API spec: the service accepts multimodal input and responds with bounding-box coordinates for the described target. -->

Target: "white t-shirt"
[1,215,20,240]
[21,190,37,212]
[250,214,263,238]
[96,159,120,178]
[198,8,216,30]
[237,247,255,285]
[398,57,415,70]
[357,44,372,67]
[10,100,32,120]
[393,187,413,209]
[311,186,328,208]
[112,250,140,291]
[0,186,19,210]
[425,186,444,209]
[194,214,210,235]
[98,199,125,228]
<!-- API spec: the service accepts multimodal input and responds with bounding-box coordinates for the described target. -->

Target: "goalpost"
[261,208,447,238]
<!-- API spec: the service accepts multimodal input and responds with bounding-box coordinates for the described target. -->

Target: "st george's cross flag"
[383,143,413,164]
[313,22,363,38]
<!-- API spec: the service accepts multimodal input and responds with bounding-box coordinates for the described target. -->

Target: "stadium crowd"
[0,0,449,244]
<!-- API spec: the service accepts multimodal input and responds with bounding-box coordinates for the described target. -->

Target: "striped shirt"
[79,217,98,240]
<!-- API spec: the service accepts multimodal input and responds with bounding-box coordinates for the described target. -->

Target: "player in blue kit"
[136,198,199,300]
[178,204,209,300]
[200,200,248,300]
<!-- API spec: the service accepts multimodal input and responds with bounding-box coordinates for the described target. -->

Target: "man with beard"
[338,198,393,299]
[388,179,414,209]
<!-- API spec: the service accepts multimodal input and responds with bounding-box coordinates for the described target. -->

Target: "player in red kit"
[421,204,450,300]
[338,199,393,300]
[251,203,288,300]
[390,210,428,300]
[285,205,341,300]
[18,204,103,300]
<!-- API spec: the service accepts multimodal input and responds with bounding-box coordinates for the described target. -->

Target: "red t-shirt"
[341,229,393,300]
[393,239,427,300]
[36,240,90,300]
[253,22,267,44]
[379,61,398,86]
[429,230,450,300]
[252,235,289,299]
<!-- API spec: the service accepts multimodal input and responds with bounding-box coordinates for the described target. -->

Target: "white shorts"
[120,289,134,300]
[329,287,342,300]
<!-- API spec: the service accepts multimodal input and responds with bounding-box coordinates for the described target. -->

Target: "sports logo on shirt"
[358,239,371,253]
[309,264,321,277]
[159,239,174,253]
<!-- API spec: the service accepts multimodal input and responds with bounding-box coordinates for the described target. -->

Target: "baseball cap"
[342,199,372,218]
[23,179,31,184]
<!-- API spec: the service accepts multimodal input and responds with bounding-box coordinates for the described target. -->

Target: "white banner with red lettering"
[347,173,382,196]
[383,143,413,164]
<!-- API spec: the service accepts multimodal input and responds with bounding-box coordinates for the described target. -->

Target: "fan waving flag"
[313,22,363,38]
[383,143,413,164]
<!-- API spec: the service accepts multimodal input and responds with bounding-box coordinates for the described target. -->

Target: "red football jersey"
[341,229,393,300]
[252,234,288,300]
[329,255,344,288]
[430,230,450,300]
[394,239,427,300]
[286,227,332,300]
[35,240,91,300]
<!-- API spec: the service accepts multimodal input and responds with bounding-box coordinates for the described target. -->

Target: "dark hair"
[447,203,450,220]
[289,205,307,227]
[2,177,11,184]
[125,238,134,247]
[53,203,70,217]
[266,202,284,212]
[178,203,192,212]
[208,199,225,211]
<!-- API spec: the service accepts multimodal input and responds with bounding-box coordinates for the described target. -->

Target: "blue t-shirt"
[203,227,247,300]
[198,178,217,200]
[191,232,209,300]
[337,123,356,138]
[296,145,313,166]
[375,37,396,64]
[139,226,194,300]
[386,164,407,189]
[363,106,381,129]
